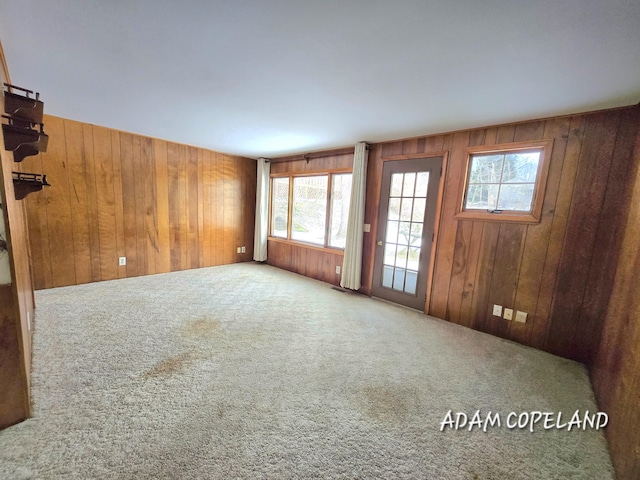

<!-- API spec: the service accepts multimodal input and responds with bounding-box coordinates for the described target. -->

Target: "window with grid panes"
[269,173,352,248]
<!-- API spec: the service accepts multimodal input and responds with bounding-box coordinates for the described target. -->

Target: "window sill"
[267,237,345,255]
[454,210,541,224]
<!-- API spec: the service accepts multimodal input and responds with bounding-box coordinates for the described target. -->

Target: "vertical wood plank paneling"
[132,135,148,276]
[188,147,199,269]
[510,117,571,345]
[468,222,500,331]
[222,155,236,264]
[445,220,473,325]
[82,124,102,283]
[197,149,206,267]
[26,116,255,287]
[119,133,138,277]
[167,142,181,272]
[529,115,586,350]
[201,150,212,267]
[576,107,640,361]
[591,116,640,480]
[484,223,526,339]
[154,139,171,274]
[212,152,224,266]
[429,131,469,318]
[111,130,127,279]
[64,120,92,285]
[92,126,118,281]
[43,117,75,287]
[21,153,46,289]
[546,111,621,360]
[177,144,189,271]
[141,137,157,276]
[457,221,484,328]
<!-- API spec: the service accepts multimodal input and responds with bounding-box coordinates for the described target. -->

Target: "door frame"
[369,150,448,313]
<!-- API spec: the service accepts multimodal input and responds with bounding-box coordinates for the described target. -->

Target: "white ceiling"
[1,0,639,158]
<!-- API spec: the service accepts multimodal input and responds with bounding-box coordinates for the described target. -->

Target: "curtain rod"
[269,143,370,163]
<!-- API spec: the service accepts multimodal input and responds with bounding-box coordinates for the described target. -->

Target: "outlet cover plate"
[492,305,502,317]
[503,308,513,320]
[119,257,126,266]
[515,311,528,323]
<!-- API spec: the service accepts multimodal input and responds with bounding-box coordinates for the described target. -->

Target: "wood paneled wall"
[364,107,640,363]
[0,49,35,428]
[269,106,640,364]
[23,115,256,289]
[266,151,353,285]
[590,124,640,480]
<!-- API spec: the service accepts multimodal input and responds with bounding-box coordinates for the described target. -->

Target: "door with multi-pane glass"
[371,157,442,310]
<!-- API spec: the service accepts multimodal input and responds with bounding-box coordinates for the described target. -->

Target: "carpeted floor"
[0,263,613,479]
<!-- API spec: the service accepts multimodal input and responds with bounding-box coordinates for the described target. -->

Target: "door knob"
[377,240,383,246]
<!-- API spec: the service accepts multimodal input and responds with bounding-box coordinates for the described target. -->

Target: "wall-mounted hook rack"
[4,83,43,124]
[12,172,50,200]
[2,115,48,162]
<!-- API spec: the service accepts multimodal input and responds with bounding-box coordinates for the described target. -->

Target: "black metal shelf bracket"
[2,115,49,162]
[4,83,44,124]
[12,171,50,200]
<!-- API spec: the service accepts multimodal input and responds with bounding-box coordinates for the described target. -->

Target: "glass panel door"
[371,157,442,310]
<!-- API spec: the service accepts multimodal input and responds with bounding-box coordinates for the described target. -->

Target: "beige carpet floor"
[0,263,613,479]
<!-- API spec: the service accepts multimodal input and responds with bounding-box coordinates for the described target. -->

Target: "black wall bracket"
[12,172,50,200]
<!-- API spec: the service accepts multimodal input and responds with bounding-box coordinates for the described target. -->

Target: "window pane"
[469,155,504,183]
[291,176,328,245]
[503,152,540,183]
[405,270,418,294]
[465,184,499,210]
[384,244,396,266]
[410,223,423,246]
[395,245,408,268]
[407,247,420,271]
[403,173,416,197]
[400,197,413,221]
[398,221,411,246]
[329,173,352,248]
[388,198,401,221]
[390,173,403,197]
[386,220,399,244]
[497,184,535,211]
[271,177,289,238]
[393,268,405,291]
[382,266,393,288]
[412,198,426,222]
[415,172,429,197]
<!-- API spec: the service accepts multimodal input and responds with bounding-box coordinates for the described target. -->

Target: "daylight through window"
[270,173,352,249]
[457,140,553,223]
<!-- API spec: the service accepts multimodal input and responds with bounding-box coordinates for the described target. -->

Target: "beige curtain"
[340,142,368,290]
[253,158,270,261]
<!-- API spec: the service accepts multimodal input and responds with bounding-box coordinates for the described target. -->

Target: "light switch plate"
[363,224,371,233]
[492,305,502,317]
[503,308,513,320]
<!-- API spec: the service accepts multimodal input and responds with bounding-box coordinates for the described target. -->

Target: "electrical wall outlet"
[119,257,126,266]
[503,308,513,320]
[363,223,371,233]
[515,311,528,323]
[241,246,246,253]
[335,265,341,275]
[236,247,241,254]
[492,305,502,317]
